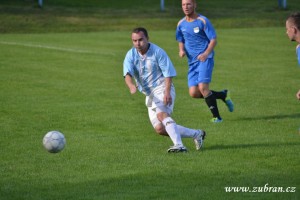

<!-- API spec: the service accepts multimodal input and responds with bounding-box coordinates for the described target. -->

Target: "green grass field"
[0,0,300,200]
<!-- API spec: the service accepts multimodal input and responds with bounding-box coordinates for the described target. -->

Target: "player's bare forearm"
[125,74,137,94]
[206,38,217,55]
[198,39,217,61]
[178,42,185,58]
[164,77,172,106]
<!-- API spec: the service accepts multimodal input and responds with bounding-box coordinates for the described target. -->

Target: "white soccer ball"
[43,131,66,153]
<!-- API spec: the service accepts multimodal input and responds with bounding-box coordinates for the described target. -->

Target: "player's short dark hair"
[287,12,300,30]
[132,27,149,39]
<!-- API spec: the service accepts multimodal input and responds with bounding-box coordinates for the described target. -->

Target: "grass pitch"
[0,28,299,200]
[0,0,300,200]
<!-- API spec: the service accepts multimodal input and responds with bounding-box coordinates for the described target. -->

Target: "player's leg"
[148,106,169,136]
[177,125,206,150]
[198,59,222,122]
[148,92,205,150]
[155,86,187,152]
[149,106,205,140]
[199,83,222,122]
[176,125,198,138]
[156,111,187,152]
[188,63,204,99]
[156,112,182,145]
[190,76,234,112]
[224,90,234,112]
[211,90,226,102]
[146,85,186,152]
[148,106,186,152]
[189,86,204,98]
[211,89,234,112]
[187,60,222,121]
[154,86,184,148]
[196,58,234,113]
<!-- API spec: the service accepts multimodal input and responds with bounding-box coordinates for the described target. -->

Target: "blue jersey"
[123,43,176,96]
[297,44,300,65]
[176,14,217,64]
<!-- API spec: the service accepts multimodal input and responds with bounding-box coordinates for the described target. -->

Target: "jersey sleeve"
[176,19,185,43]
[156,48,176,78]
[203,17,217,40]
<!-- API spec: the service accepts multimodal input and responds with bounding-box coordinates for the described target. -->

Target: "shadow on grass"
[236,113,300,121]
[206,142,300,151]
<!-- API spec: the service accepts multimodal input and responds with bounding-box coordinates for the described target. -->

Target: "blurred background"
[1,0,300,33]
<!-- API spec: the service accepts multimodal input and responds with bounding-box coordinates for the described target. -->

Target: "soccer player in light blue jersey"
[176,0,234,123]
[123,27,206,152]
[286,12,300,100]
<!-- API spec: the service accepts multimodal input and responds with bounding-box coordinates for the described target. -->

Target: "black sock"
[211,90,226,102]
[205,92,221,119]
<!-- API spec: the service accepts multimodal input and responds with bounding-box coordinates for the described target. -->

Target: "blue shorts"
[188,58,214,87]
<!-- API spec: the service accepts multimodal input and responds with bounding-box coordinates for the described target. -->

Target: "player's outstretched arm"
[125,74,137,94]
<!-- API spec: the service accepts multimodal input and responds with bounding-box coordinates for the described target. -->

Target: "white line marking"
[0,41,115,56]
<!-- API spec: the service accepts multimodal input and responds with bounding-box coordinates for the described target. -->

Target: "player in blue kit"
[123,27,206,152]
[176,0,234,123]
[286,12,300,100]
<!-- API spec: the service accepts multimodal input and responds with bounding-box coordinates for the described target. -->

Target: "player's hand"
[129,85,137,94]
[179,50,186,58]
[198,52,208,62]
[296,90,300,100]
[164,93,172,106]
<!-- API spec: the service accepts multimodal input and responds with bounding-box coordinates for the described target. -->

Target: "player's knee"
[189,92,199,98]
[189,90,203,98]
[154,124,168,136]
[198,85,210,97]
[156,112,168,122]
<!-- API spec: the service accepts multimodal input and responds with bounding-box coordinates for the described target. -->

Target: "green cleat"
[211,117,223,123]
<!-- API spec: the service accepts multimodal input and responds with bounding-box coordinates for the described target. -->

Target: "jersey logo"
[193,27,200,33]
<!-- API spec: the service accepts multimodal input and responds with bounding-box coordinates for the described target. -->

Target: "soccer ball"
[43,131,66,153]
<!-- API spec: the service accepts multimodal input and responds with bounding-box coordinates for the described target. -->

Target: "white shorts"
[146,84,175,128]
